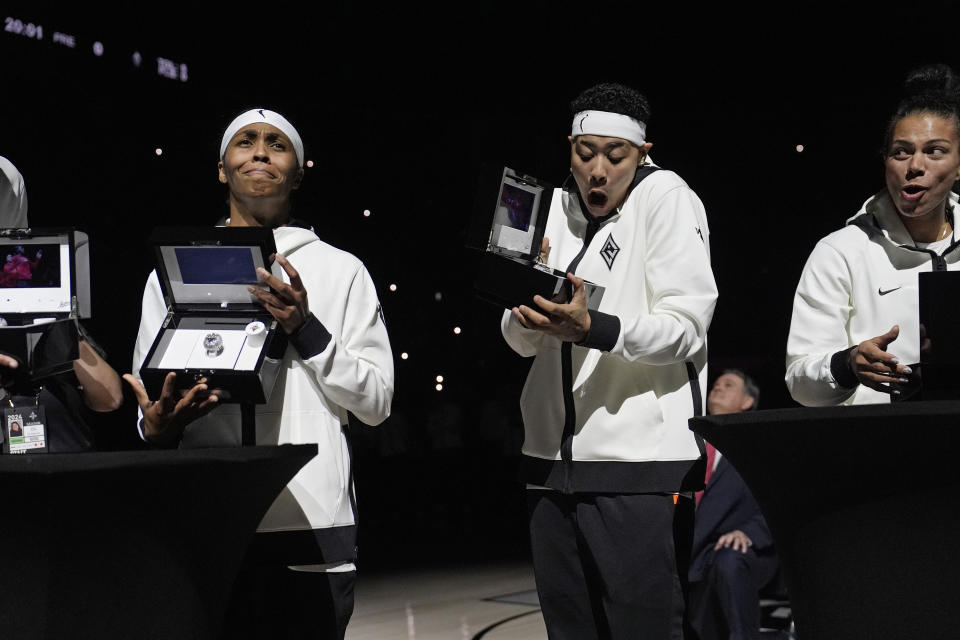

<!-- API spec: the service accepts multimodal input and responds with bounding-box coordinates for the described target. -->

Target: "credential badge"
[600,234,620,270]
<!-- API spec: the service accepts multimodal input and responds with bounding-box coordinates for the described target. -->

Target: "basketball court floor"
[346,560,793,639]
[347,561,546,639]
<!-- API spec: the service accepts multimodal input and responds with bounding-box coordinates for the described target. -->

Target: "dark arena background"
[2,0,959,584]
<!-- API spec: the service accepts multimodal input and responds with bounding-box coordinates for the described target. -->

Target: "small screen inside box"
[175,247,258,285]
[160,245,267,305]
[491,175,542,256]
[1,243,61,288]
[0,235,72,314]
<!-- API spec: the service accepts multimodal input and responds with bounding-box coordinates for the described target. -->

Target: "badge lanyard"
[2,387,48,454]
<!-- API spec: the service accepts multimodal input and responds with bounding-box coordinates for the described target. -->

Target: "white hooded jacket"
[133,224,394,556]
[786,189,960,406]
[501,168,718,493]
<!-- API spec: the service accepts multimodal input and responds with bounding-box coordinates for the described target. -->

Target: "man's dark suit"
[688,456,779,640]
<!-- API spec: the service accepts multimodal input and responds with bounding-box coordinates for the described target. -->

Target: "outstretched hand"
[511,272,591,343]
[248,253,309,334]
[848,325,912,395]
[123,372,220,445]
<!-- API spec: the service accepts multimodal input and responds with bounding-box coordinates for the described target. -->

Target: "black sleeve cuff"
[576,310,620,351]
[830,346,859,389]
[288,312,333,360]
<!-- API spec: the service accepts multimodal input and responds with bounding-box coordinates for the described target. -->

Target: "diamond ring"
[203,332,224,357]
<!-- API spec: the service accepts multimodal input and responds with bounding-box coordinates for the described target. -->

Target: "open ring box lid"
[0,228,80,386]
[467,166,605,312]
[138,226,287,404]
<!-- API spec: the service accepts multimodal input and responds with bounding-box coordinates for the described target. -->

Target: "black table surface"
[0,443,316,473]
[690,400,960,531]
[690,402,960,640]
[0,444,318,640]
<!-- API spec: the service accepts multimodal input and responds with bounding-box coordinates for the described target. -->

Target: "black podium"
[690,402,960,640]
[0,445,316,640]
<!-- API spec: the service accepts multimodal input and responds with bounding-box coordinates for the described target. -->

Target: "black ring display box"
[468,166,605,311]
[138,227,287,404]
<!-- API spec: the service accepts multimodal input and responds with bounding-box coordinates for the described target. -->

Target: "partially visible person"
[0,321,123,452]
[0,156,27,228]
[0,161,122,451]
[0,154,92,315]
[787,63,960,405]
[688,370,779,640]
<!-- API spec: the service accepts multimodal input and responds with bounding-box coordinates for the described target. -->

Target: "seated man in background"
[688,370,780,640]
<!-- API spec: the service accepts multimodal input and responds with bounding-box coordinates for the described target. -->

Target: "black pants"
[527,490,692,640]
[688,547,779,640]
[219,560,355,640]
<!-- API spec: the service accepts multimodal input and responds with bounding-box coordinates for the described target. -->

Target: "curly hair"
[570,83,652,125]
[884,64,960,152]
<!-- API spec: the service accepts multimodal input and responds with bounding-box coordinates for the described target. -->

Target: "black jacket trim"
[559,342,575,493]
[523,455,703,493]
[685,361,703,418]
[578,310,620,351]
[830,346,859,389]
[289,312,332,360]
[685,361,707,491]
[245,526,358,566]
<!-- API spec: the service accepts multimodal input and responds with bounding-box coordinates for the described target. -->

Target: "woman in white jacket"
[124,109,393,639]
[503,83,717,639]
[786,64,960,406]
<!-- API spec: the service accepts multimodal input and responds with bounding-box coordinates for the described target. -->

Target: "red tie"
[696,442,717,505]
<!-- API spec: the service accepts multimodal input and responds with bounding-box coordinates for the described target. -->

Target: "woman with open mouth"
[787,63,960,406]
[501,82,718,638]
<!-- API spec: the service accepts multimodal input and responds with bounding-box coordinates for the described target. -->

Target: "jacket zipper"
[559,215,602,493]
[555,167,661,493]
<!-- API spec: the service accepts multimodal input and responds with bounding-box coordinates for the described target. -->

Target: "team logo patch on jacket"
[600,234,620,269]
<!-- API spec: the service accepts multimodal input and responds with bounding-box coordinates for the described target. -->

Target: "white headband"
[219,108,304,167]
[571,110,646,147]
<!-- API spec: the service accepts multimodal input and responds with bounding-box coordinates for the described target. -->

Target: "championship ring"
[203,332,224,357]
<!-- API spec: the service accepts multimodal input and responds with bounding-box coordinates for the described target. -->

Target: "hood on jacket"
[846,189,960,258]
[274,224,320,256]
